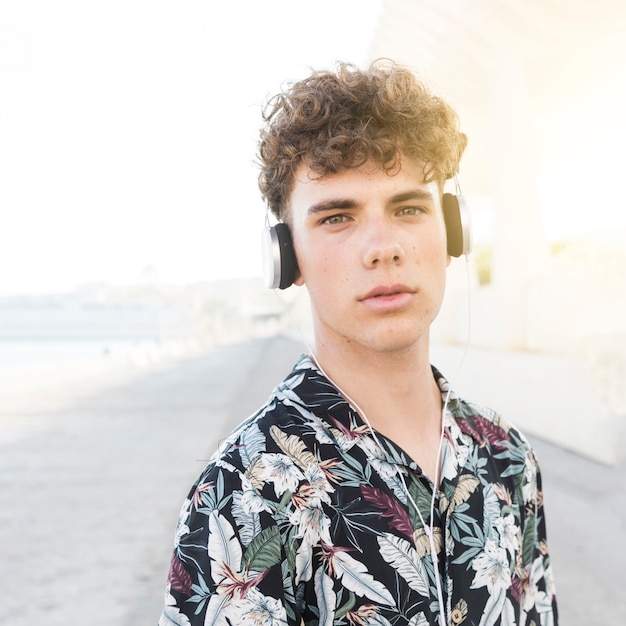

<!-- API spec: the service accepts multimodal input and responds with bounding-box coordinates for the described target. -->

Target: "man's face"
[289,156,450,357]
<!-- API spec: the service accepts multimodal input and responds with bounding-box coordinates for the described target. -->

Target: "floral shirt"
[160,356,558,626]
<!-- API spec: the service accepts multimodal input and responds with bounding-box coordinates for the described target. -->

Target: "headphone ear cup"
[261,223,298,289]
[442,193,472,257]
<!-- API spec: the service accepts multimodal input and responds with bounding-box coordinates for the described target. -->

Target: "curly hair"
[257,59,467,221]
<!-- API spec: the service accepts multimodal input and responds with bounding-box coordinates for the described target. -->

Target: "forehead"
[287,158,437,220]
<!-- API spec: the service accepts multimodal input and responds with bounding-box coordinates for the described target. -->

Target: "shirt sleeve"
[158,462,299,626]
[520,456,559,624]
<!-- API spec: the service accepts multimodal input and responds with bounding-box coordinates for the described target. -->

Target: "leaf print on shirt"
[321,542,396,606]
[168,554,192,596]
[378,533,429,596]
[239,422,267,468]
[366,454,411,505]
[295,538,315,584]
[232,491,262,548]
[191,481,214,510]
[482,484,504,541]
[412,527,443,561]
[522,556,556,617]
[208,511,242,585]
[522,449,539,504]
[203,513,284,625]
[203,593,231,626]
[409,614,430,626]
[315,568,337,626]
[446,475,480,515]
[242,525,283,573]
[270,426,318,471]
[245,456,266,491]
[326,414,371,451]
[345,603,391,626]
[360,485,413,539]
[463,414,510,451]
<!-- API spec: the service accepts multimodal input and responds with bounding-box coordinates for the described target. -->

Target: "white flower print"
[441,440,470,482]
[369,457,398,483]
[239,588,288,626]
[359,436,384,462]
[471,539,512,592]
[309,417,336,446]
[260,453,304,496]
[240,475,273,514]
[303,463,334,504]
[496,514,520,557]
[522,449,538,504]
[290,503,332,545]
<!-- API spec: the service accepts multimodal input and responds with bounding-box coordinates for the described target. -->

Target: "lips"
[359,284,415,312]
[360,284,414,300]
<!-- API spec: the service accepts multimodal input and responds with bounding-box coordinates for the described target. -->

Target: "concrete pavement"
[0,334,624,625]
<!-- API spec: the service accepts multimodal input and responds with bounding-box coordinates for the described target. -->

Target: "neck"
[312,334,444,479]
[313,335,434,405]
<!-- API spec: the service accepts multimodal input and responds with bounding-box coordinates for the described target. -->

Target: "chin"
[358,322,431,355]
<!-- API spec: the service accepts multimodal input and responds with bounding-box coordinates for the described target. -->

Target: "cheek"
[297,237,340,274]
[300,248,353,299]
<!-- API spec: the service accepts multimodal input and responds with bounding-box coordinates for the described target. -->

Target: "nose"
[362,218,405,268]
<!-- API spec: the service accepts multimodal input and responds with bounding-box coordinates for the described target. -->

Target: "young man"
[160,61,558,626]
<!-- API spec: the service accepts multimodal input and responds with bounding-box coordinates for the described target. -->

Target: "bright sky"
[0,1,384,295]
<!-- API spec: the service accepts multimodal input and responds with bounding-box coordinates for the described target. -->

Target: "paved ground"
[0,334,624,625]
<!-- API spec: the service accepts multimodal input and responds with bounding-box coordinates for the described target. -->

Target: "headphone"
[262,191,472,290]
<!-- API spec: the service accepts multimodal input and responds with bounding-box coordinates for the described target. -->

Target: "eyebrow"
[306,198,358,215]
[306,189,435,215]
[389,189,435,203]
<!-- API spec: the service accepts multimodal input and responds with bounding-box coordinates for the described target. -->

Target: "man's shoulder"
[432,366,529,451]
[451,394,532,454]
[207,356,333,471]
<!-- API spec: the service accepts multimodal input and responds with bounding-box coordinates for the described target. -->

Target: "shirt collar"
[286,354,483,449]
